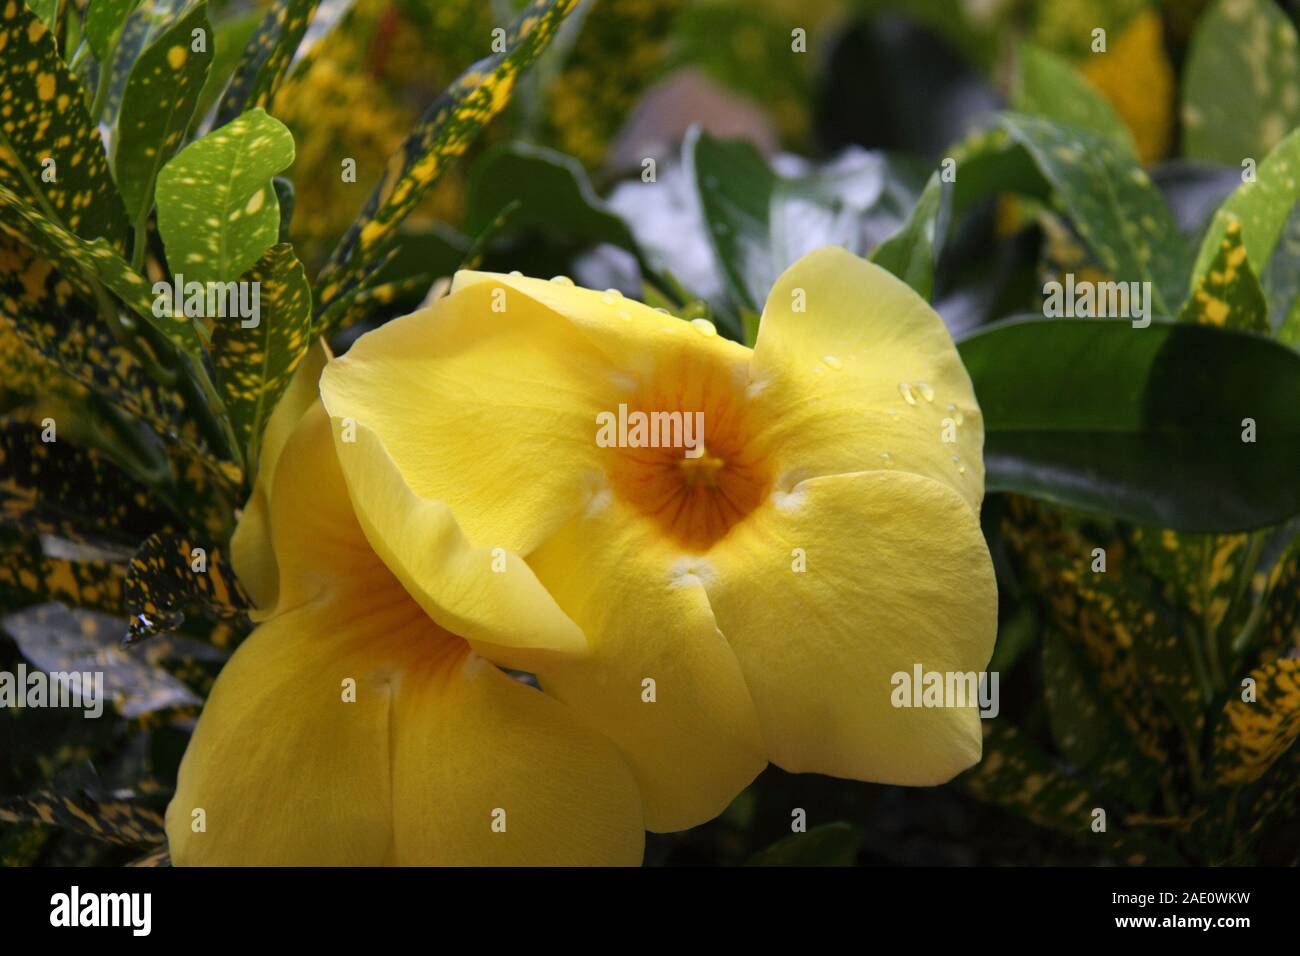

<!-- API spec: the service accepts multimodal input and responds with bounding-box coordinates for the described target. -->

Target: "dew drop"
[917,381,934,403]
[822,354,842,370]
[880,451,894,467]
[898,382,917,405]
[691,317,717,337]
[952,454,966,475]
[508,270,522,277]
[550,275,574,286]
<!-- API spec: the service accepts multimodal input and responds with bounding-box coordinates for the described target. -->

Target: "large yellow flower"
[165,345,644,865]
[319,246,998,834]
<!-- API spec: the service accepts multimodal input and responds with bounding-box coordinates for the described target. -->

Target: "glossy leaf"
[960,317,1300,531]
[155,107,295,285]
[114,2,214,222]
[213,0,320,126]
[1182,0,1300,165]
[1191,127,1300,295]
[84,0,143,63]
[1178,217,1269,333]
[0,0,129,246]
[869,171,947,301]
[210,243,312,469]
[123,532,250,644]
[1014,43,1137,159]
[997,113,1189,315]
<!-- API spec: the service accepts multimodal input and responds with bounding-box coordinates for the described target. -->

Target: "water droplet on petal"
[952,454,965,475]
[550,275,574,286]
[691,317,717,337]
[917,382,934,402]
[898,382,917,405]
[880,451,894,467]
[822,354,842,370]
[509,270,523,277]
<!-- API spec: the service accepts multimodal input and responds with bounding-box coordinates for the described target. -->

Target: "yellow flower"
[165,346,644,865]
[319,246,997,834]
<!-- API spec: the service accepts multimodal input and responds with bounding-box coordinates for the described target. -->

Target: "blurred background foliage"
[3,0,1300,865]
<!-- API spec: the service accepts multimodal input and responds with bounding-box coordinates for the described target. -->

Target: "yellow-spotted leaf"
[1183,0,1300,165]
[1257,540,1300,662]
[0,527,125,614]
[114,2,214,222]
[123,532,250,645]
[0,781,165,847]
[155,107,294,285]
[959,720,1180,865]
[0,182,201,352]
[1214,658,1300,786]
[1192,127,1300,295]
[313,0,578,321]
[213,0,320,126]
[0,0,130,246]
[0,419,166,548]
[1178,217,1269,333]
[84,0,143,64]
[210,243,312,470]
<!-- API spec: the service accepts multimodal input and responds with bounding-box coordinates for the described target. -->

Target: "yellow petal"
[750,247,983,511]
[230,338,331,610]
[704,469,997,784]
[170,401,643,865]
[390,650,644,865]
[330,418,587,671]
[319,272,752,554]
[527,494,766,832]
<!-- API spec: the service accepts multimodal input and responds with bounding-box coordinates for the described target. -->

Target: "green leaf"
[314,0,580,319]
[688,129,918,324]
[213,0,320,126]
[959,720,1180,865]
[959,317,1300,531]
[0,419,165,548]
[1213,658,1300,785]
[996,114,1189,316]
[210,243,311,470]
[869,171,948,301]
[1191,126,1300,296]
[124,532,250,644]
[0,0,130,247]
[99,0,189,128]
[187,8,262,136]
[0,182,201,352]
[0,527,125,614]
[25,0,57,33]
[1182,0,1300,165]
[1178,217,1269,333]
[84,0,142,63]
[1014,43,1137,159]
[113,2,213,223]
[466,142,641,257]
[745,822,863,866]
[155,107,294,285]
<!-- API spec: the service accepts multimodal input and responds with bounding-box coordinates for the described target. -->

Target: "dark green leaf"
[213,0,320,126]
[997,113,1189,315]
[745,822,862,866]
[113,1,213,222]
[1182,0,1300,165]
[210,243,312,470]
[959,317,1300,531]
[869,171,948,301]
[123,531,250,644]
[0,0,129,246]
[84,0,141,63]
